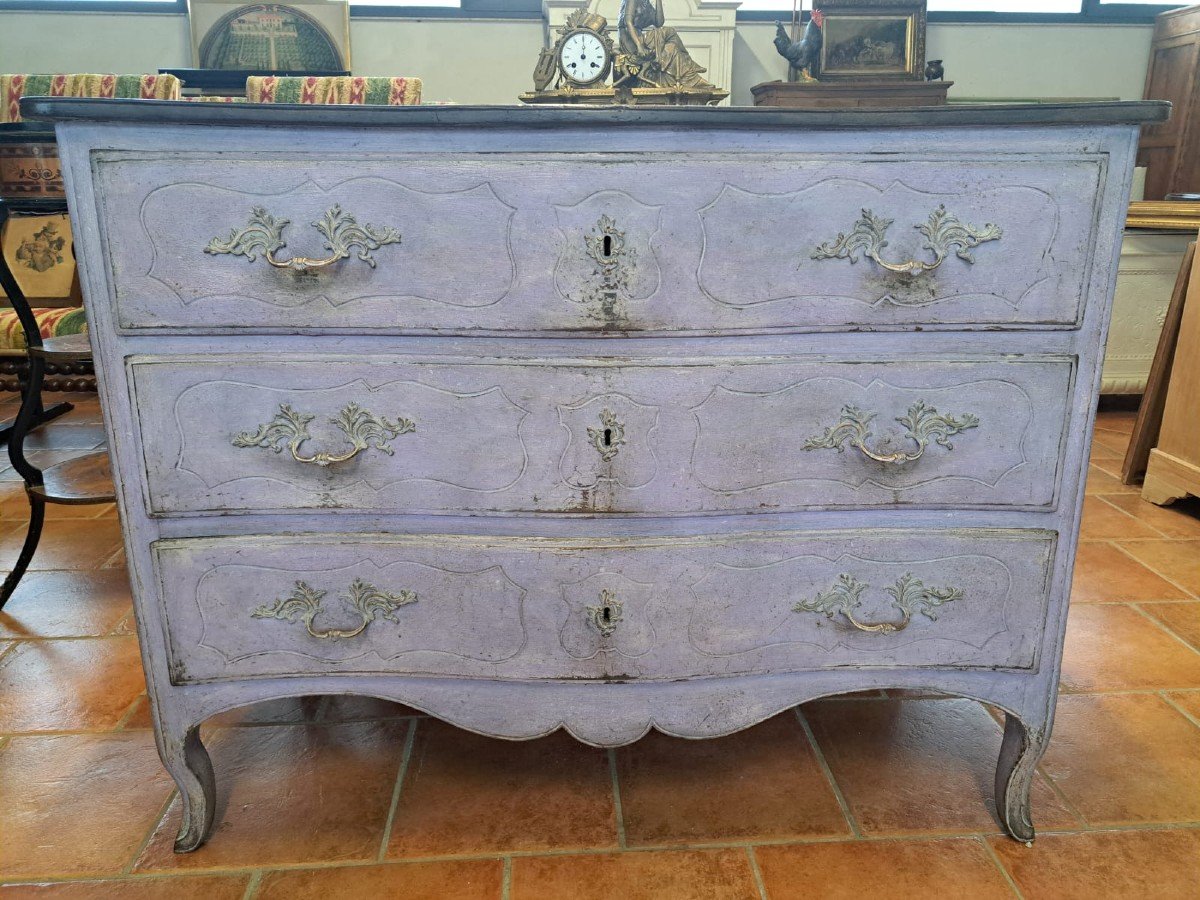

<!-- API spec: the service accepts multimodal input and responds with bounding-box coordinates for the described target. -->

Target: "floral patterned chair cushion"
[245,75,422,106]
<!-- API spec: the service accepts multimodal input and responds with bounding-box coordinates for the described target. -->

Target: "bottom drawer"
[153,529,1057,685]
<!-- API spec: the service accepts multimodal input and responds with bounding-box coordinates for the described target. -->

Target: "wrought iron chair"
[1,196,114,606]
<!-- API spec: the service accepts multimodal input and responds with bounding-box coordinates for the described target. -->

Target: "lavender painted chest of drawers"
[30,98,1167,851]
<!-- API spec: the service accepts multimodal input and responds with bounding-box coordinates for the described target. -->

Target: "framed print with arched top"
[189,1,351,71]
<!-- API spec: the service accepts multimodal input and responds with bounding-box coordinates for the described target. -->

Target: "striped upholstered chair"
[1,73,183,389]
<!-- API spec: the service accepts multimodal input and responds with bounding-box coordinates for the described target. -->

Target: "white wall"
[0,11,1154,106]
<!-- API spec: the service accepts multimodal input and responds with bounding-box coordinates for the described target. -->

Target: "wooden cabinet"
[1143,246,1200,505]
[33,97,1162,854]
[1139,4,1200,200]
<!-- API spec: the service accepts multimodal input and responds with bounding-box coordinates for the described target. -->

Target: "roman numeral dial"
[558,30,611,87]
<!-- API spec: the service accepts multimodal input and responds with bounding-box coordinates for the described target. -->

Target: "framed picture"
[188,1,351,72]
[0,214,77,305]
[816,1,926,82]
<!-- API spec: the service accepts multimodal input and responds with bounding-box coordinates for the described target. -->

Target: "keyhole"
[602,605,612,623]
[602,234,613,257]
[603,427,613,447]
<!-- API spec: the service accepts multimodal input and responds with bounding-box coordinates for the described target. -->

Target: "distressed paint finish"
[93,152,1103,334]
[129,354,1073,516]
[153,529,1054,684]
[40,100,1152,851]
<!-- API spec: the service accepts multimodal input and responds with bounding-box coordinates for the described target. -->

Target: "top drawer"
[92,150,1105,335]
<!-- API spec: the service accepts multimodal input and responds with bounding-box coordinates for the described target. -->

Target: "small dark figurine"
[925,59,945,82]
[774,17,822,82]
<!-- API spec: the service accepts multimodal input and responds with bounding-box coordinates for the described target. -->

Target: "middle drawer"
[129,353,1074,516]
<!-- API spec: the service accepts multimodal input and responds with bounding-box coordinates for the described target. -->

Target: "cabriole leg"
[161,724,217,852]
[995,711,1050,843]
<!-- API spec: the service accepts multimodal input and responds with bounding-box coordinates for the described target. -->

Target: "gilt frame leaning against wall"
[816,0,926,82]
[188,1,351,72]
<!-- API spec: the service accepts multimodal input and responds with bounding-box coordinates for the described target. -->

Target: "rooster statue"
[773,10,823,82]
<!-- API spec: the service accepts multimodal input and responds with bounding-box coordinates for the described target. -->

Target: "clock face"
[559,30,610,86]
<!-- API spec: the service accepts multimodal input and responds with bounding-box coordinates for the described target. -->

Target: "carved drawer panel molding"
[94,152,1101,334]
[129,354,1072,516]
[154,529,1055,684]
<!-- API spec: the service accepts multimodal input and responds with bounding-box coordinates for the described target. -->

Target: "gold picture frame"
[817,0,927,82]
[1127,201,1200,231]
[188,1,351,72]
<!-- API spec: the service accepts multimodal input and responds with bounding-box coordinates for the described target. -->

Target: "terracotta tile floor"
[2,399,1199,897]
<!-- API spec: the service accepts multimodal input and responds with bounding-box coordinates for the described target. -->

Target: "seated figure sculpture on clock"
[617,0,718,89]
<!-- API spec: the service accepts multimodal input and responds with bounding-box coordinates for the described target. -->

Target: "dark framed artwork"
[816,1,927,82]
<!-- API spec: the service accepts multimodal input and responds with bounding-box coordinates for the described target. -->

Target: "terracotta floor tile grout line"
[111,694,148,732]
[122,788,180,877]
[1059,685,1200,697]
[1072,599,1195,606]
[745,846,770,900]
[133,831,1056,872]
[606,747,628,849]
[1078,535,1197,543]
[1093,494,1172,539]
[977,834,1027,899]
[1159,691,1200,731]
[793,707,862,840]
[1110,541,1200,600]
[377,717,418,862]
[1092,494,1173,540]
[501,856,512,900]
[1128,603,1200,658]
[1030,761,1091,831]
[1059,682,1200,695]
[240,869,264,900]
[0,633,141,644]
[6,823,1200,886]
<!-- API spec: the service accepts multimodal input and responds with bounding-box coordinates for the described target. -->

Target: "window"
[350,1,462,6]
[737,1,1182,21]
[0,0,1183,20]
[738,2,1083,9]
[927,1,1082,10]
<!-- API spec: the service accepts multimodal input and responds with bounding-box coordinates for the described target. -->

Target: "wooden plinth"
[751,79,952,109]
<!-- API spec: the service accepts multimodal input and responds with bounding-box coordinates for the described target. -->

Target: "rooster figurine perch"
[773,11,823,82]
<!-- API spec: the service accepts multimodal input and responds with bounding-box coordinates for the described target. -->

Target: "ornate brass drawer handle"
[233,402,416,468]
[803,400,979,464]
[252,578,417,641]
[813,205,1002,276]
[794,573,962,635]
[205,204,401,272]
[587,589,624,637]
